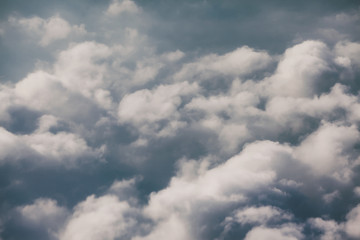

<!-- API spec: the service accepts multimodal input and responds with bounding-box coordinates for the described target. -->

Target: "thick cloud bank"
[1,0,360,239]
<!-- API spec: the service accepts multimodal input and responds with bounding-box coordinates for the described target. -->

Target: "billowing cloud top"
[0,0,360,239]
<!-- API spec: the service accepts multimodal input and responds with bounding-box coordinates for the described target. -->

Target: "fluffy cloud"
[344,204,360,238]
[265,83,360,127]
[18,198,68,231]
[118,81,199,137]
[335,41,360,68]
[54,41,112,103]
[175,46,272,81]
[10,41,115,119]
[107,0,140,16]
[3,35,360,237]
[307,204,360,240]
[185,89,260,152]
[9,15,86,46]
[138,141,293,239]
[308,218,342,240]
[118,82,198,124]
[262,40,333,98]
[226,206,292,225]
[15,71,72,112]
[354,187,360,197]
[244,225,304,240]
[0,85,15,122]
[0,114,102,166]
[294,122,359,181]
[132,214,191,240]
[1,2,360,239]
[0,126,34,162]
[59,194,138,240]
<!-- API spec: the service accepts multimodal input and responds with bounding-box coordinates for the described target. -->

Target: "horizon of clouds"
[0,0,360,239]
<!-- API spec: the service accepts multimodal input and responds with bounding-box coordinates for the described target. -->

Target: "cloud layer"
[0,0,360,239]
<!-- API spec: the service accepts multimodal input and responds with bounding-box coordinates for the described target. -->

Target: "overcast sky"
[0,1,360,239]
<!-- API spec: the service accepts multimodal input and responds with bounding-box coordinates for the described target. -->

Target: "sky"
[0,0,360,239]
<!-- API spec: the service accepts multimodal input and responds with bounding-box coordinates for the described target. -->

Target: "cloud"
[18,198,68,229]
[9,15,86,46]
[161,50,185,62]
[0,114,102,167]
[308,218,342,240]
[174,46,272,81]
[244,224,304,240]
[262,40,333,98]
[344,204,360,238]
[335,41,360,69]
[107,177,141,204]
[354,187,360,197]
[138,141,294,238]
[0,126,34,162]
[133,215,192,240]
[226,206,292,225]
[265,83,360,128]
[15,71,71,112]
[294,122,359,181]
[307,203,360,239]
[1,2,360,239]
[54,41,112,103]
[59,194,139,240]
[185,88,260,153]
[118,81,199,137]
[106,0,140,16]
[0,85,15,122]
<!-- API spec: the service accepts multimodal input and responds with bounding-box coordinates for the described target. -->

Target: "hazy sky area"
[0,0,360,239]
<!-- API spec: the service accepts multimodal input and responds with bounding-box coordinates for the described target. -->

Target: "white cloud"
[24,131,94,165]
[0,114,101,167]
[10,15,86,46]
[1,8,360,238]
[59,195,138,240]
[132,60,163,85]
[354,187,360,197]
[294,122,359,181]
[140,141,293,238]
[13,70,102,122]
[54,41,111,99]
[218,123,250,152]
[322,190,340,204]
[11,41,114,116]
[132,214,192,240]
[161,50,185,62]
[174,46,272,81]
[107,0,140,16]
[335,41,360,68]
[344,204,360,238]
[262,40,332,98]
[266,83,360,128]
[118,81,198,137]
[227,206,292,225]
[186,89,259,116]
[0,85,15,122]
[185,89,260,152]
[244,225,304,240]
[15,71,71,112]
[18,198,69,234]
[36,114,58,133]
[308,218,342,240]
[9,41,116,118]
[107,177,141,204]
[186,42,360,147]
[0,126,34,162]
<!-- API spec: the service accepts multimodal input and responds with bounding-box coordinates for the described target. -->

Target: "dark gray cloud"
[1,0,360,239]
